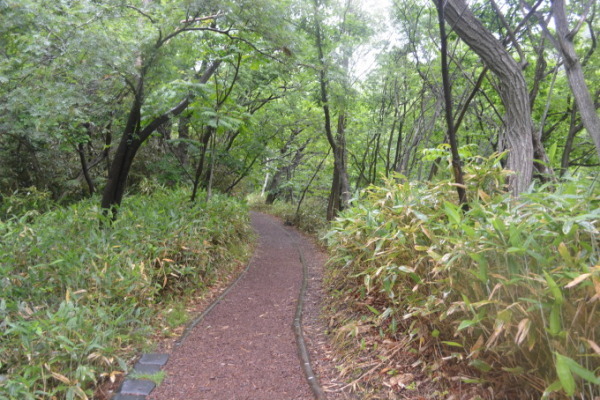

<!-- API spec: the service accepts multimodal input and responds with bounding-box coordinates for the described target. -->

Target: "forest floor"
[146,212,353,400]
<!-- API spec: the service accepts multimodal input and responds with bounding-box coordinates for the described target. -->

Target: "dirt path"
[149,212,332,400]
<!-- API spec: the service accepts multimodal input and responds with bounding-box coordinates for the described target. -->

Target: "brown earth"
[148,212,351,400]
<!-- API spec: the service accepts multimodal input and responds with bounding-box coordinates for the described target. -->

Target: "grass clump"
[0,186,252,399]
[129,370,166,386]
[325,156,599,399]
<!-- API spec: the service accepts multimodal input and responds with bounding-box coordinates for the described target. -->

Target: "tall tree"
[525,0,600,159]
[442,0,535,194]
[434,0,467,205]
[311,0,352,220]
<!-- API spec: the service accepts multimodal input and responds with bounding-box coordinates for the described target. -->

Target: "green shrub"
[326,157,599,398]
[0,186,252,399]
[0,187,55,221]
[248,193,329,235]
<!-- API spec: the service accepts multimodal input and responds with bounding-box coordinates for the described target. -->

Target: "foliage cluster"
[326,157,600,398]
[0,187,252,399]
[0,187,55,221]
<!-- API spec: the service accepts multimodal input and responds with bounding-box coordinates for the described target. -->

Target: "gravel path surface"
[148,212,325,400]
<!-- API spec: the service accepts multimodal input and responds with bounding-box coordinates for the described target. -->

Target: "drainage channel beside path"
[118,212,327,400]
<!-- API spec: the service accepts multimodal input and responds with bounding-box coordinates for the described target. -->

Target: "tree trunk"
[560,107,584,176]
[265,138,310,204]
[327,113,351,219]
[443,0,534,195]
[552,0,600,159]
[263,129,303,203]
[101,62,220,218]
[176,114,190,166]
[313,0,350,220]
[261,172,270,197]
[295,149,330,221]
[327,158,342,221]
[399,95,442,176]
[100,79,145,218]
[435,0,467,206]
[205,131,216,203]
[191,126,214,202]
[77,143,95,196]
[265,168,286,205]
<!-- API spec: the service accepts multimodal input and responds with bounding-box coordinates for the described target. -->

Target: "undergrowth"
[0,186,252,399]
[247,194,329,236]
[325,155,599,399]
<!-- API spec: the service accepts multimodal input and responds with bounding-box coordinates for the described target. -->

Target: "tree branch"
[567,0,594,40]
[180,13,224,24]
[124,5,156,24]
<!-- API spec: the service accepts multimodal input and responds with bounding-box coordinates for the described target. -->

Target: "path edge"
[290,231,328,400]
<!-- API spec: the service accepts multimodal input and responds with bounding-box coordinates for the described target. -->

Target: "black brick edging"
[111,353,169,400]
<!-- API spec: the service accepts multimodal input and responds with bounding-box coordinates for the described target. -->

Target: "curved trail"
[149,212,326,400]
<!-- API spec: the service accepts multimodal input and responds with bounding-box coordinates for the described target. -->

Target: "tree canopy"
[1,0,598,214]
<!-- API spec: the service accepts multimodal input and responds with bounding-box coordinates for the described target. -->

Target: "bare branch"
[567,0,594,40]
[159,26,233,46]
[490,0,527,66]
[124,5,156,24]
[581,5,597,66]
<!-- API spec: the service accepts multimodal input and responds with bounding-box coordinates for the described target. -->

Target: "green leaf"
[547,141,558,162]
[557,242,573,266]
[441,341,463,348]
[443,201,461,225]
[468,252,488,283]
[457,319,478,331]
[460,377,486,384]
[543,271,564,305]
[366,305,380,316]
[555,353,576,396]
[501,366,525,374]
[461,223,475,238]
[469,359,492,372]
[562,354,600,385]
[562,220,574,235]
[542,380,563,399]
[548,304,561,336]
[491,217,505,233]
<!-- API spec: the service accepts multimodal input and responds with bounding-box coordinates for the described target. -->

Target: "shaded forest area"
[1,0,599,398]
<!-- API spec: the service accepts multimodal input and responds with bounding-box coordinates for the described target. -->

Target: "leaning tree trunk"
[443,0,534,195]
[101,95,191,218]
[552,0,600,159]
[101,62,220,219]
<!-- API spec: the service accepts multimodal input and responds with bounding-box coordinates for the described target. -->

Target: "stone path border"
[112,353,169,400]
[289,231,328,400]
